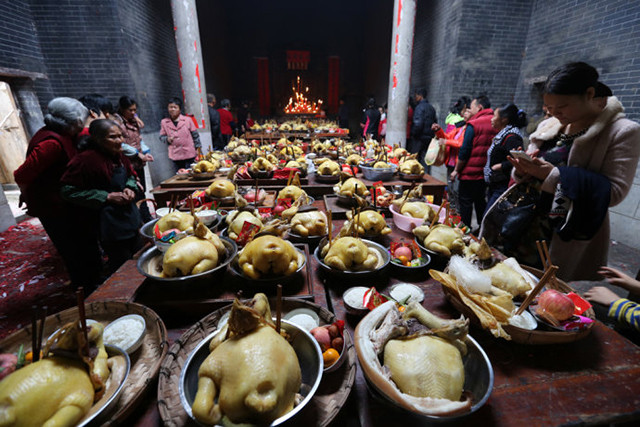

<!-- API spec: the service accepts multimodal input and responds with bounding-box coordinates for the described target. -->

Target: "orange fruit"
[323,348,340,367]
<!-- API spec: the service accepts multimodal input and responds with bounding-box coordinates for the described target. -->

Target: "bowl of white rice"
[103,314,146,354]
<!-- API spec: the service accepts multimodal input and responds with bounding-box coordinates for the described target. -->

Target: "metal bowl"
[355,302,494,422]
[314,173,341,183]
[397,172,425,181]
[414,237,450,270]
[314,237,390,278]
[139,218,158,241]
[229,244,306,284]
[136,236,237,283]
[179,319,323,426]
[79,344,131,427]
[359,164,397,181]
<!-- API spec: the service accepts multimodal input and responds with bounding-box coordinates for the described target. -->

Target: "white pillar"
[385,0,416,148]
[170,0,212,150]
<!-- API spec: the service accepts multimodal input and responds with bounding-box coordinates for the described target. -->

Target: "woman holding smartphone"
[509,62,640,281]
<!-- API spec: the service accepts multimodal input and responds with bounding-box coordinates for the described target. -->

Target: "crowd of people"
[10,61,640,334]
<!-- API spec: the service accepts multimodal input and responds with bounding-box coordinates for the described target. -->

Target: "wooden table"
[151,172,446,207]
[85,212,640,426]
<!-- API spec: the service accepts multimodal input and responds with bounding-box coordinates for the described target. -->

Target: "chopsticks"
[515,265,559,316]
[76,288,90,358]
[536,240,552,269]
[31,305,47,362]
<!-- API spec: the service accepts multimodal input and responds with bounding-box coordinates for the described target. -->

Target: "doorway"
[0,81,29,184]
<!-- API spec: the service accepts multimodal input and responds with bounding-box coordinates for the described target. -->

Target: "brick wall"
[412,0,532,120]
[0,1,46,74]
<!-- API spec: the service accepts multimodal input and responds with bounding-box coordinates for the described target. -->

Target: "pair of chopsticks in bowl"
[515,240,558,316]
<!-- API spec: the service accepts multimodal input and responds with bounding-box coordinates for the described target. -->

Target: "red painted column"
[328,56,340,115]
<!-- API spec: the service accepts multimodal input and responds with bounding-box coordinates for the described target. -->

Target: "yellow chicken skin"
[205,179,236,198]
[238,235,300,279]
[250,157,275,173]
[321,237,379,271]
[192,296,301,425]
[277,185,307,201]
[343,210,391,236]
[226,211,263,241]
[373,161,390,168]
[162,235,219,277]
[414,224,465,256]
[0,358,94,427]
[399,159,424,175]
[0,322,109,427]
[290,211,328,237]
[337,178,370,197]
[345,154,363,166]
[156,211,195,234]
[400,202,436,222]
[316,160,340,176]
[193,160,218,173]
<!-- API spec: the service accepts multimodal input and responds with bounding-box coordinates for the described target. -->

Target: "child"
[584,266,640,332]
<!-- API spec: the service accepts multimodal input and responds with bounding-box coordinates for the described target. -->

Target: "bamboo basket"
[157,297,357,427]
[441,265,596,345]
[0,301,168,423]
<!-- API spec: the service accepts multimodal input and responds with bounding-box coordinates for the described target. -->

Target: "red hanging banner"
[257,58,270,116]
[328,56,340,114]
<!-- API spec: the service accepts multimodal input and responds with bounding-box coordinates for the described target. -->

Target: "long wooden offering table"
[151,172,446,207]
[81,204,640,426]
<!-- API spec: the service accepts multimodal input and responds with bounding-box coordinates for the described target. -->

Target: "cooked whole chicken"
[345,154,363,166]
[250,157,275,173]
[277,185,307,201]
[400,201,436,222]
[480,261,532,297]
[192,294,301,425]
[157,211,195,234]
[280,146,303,157]
[205,179,236,198]
[337,178,370,197]
[238,235,300,279]
[0,320,118,427]
[373,161,390,169]
[290,210,328,237]
[341,210,391,236]
[413,224,465,256]
[321,237,379,271]
[162,224,221,277]
[317,159,340,176]
[355,301,471,416]
[193,160,219,173]
[284,160,306,172]
[393,147,409,159]
[226,210,263,241]
[399,159,424,175]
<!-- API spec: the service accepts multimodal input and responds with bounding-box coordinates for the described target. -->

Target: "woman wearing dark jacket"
[61,119,142,274]
[484,104,526,209]
[360,98,381,140]
[14,97,103,290]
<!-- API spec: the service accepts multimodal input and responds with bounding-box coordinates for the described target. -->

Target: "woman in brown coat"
[510,62,640,281]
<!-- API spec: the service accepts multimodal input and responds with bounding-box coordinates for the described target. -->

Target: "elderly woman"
[160,97,201,172]
[14,97,103,290]
[509,62,640,281]
[61,119,142,274]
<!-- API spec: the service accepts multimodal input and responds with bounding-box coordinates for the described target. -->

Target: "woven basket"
[442,266,595,345]
[157,298,357,426]
[0,301,168,424]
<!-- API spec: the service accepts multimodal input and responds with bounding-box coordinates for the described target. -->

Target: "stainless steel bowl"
[179,319,323,426]
[314,237,390,277]
[136,236,237,283]
[359,164,397,181]
[79,344,131,426]
[139,218,158,241]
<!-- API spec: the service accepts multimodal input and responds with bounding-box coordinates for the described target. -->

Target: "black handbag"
[481,182,552,267]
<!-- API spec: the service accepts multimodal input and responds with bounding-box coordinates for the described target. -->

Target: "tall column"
[170,0,212,150]
[385,0,416,148]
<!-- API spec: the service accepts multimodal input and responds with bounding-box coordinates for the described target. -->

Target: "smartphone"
[509,150,532,161]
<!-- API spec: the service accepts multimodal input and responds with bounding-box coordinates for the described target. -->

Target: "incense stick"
[516,265,559,316]
[276,284,283,334]
[76,288,90,358]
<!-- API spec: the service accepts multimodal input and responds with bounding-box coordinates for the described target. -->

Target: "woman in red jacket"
[14,97,103,290]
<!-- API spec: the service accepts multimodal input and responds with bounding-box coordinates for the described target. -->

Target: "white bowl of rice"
[103,314,146,354]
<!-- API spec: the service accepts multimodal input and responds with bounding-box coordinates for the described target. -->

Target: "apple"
[310,326,331,352]
[394,246,412,260]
